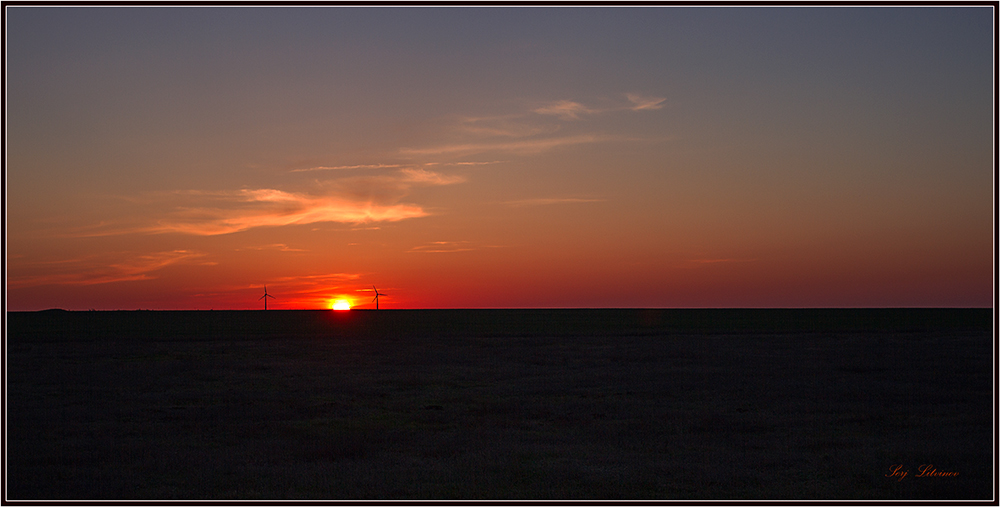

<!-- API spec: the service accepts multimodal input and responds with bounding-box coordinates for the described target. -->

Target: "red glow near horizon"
[4,8,991,312]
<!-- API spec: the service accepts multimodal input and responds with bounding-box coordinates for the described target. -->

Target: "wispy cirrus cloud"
[625,93,667,111]
[407,240,505,254]
[442,160,506,166]
[71,168,465,237]
[400,134,606,157]
[146,191,430,236]
[292,160,503,174]
[398,168,466,185]
[532,100,597,120]
[318,168,466,203]
[533,94,666,119]
[7,250,207,288]
[408,241,476,253]
[237,243,308,252]
[401,93,666,158]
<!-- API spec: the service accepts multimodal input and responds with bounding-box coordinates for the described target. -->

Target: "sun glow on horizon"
[4,8,991,311]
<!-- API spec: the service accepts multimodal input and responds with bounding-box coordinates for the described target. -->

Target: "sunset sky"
[5,6,994,310]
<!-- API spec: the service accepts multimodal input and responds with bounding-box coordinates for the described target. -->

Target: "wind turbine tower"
[259,285,276,310]
[372,285,386,310]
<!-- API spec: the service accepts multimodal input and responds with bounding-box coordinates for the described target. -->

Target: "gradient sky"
[5,6,994,310]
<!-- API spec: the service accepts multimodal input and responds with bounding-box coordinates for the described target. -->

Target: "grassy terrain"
[5,309,993,500]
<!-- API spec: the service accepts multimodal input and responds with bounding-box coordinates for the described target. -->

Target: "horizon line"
[10,306,993,312]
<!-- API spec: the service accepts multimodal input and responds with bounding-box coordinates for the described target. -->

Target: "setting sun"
[332,300,351,311]
[4,7,991,311]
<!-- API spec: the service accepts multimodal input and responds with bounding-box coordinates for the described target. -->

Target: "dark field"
[5,309,994,500]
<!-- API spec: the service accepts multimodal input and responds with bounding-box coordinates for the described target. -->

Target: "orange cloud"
[147,194,429,236]
[70,168,464,237]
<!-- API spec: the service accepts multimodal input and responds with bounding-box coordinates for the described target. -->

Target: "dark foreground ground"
[6,309,995,500]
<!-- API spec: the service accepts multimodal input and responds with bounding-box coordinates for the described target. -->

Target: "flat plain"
[5,309,994,500]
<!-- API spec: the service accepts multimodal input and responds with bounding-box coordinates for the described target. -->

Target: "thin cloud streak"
[292,161,502,173]
[407,241,506,253]
[445,160,506,166]
[408,240,476,253]
[237,243,308,252]
[148,196,429,236]
[533,94,666,119]
[8,250,206,288]
[400,134,605,157]
[403,94,666,158]
[409,248,476,253]
[69,168,465,237]
[626,93,667,111]
[533,100,596,120]
[398,168,466,185]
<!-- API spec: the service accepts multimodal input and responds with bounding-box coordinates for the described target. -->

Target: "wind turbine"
[371,285,386,310]
[259,285,275,310]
